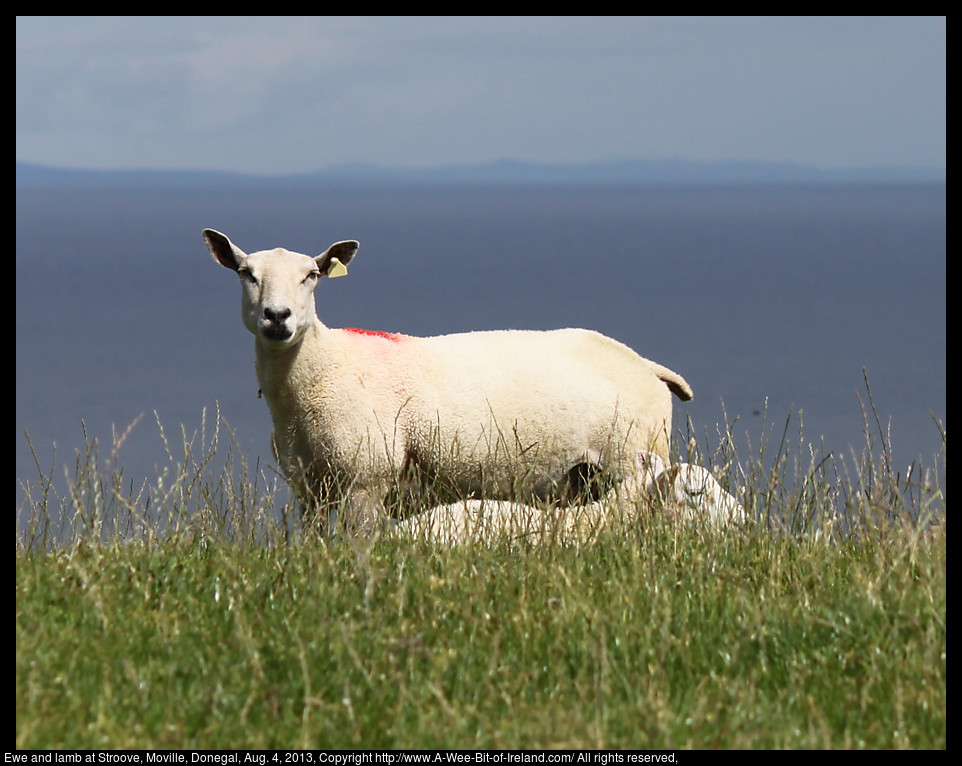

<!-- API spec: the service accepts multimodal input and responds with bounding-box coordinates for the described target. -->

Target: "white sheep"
[395,453,666,546]
[395,452,745,546]
[203,229,694,535]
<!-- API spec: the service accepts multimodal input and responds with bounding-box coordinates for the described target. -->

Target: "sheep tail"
[647,361,694,402]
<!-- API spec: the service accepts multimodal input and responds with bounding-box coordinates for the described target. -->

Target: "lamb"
[203,228,694,536]
[395,452,745,546]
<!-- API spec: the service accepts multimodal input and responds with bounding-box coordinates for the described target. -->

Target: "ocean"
[16,180,946,531]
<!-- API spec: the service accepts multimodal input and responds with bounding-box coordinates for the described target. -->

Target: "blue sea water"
[16,180,946,526]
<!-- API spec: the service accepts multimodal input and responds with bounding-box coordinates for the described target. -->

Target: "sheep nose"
[261,307,294,342]
[264,307,292,325]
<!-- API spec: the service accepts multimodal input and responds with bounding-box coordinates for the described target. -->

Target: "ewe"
[204,229,694,536]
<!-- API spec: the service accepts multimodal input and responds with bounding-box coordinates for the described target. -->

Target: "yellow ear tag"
[327,257,348,278]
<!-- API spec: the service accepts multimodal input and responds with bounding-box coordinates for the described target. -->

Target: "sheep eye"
[238,268,257,284]
[303,271,320,285]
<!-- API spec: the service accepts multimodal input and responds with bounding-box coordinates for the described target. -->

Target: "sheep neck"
[253,319,331,417]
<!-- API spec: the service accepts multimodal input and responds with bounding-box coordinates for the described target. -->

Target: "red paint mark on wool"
[343,327,403,342]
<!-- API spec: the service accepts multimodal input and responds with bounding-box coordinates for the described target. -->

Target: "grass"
[16,396,945,750]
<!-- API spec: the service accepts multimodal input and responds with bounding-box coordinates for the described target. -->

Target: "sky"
[16,16,946,175]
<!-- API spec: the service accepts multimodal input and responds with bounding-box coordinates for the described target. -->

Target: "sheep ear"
[203,229,247,271]
[636,450,666,478]
[317,240,359,278]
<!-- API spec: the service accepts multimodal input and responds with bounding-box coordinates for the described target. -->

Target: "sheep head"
[203,229,359,350]
[652,464,746,524]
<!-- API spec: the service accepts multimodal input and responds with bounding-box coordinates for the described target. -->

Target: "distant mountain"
[15,158,945,187]
[15,162,249,188]
[317,157,945,184]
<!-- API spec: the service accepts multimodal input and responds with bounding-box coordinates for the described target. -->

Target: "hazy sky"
[16,16,946,175]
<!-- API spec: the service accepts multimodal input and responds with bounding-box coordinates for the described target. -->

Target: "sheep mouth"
[260,324,295,344]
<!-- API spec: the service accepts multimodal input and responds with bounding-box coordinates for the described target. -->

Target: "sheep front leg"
[339,486,390,539]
